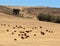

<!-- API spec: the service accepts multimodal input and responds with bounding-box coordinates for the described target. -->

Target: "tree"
[13,9,20,15]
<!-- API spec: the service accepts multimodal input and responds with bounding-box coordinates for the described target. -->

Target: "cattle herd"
[0,23,53,41]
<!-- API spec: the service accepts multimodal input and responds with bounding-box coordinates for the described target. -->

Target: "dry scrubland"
[0,6,60,46]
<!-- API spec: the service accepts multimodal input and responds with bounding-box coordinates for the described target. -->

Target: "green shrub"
[46,15,51,22]
[56,16,60,23]
[37,13,51,22]
[50,16,57,23]
[37,13,60,23]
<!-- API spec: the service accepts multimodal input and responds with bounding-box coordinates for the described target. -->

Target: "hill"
[0,6,60,46]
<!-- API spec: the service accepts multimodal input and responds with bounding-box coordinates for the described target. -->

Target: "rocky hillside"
[0,6,60,19]
[22,7,60,16]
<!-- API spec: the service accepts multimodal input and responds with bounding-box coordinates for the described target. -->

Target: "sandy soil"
[0,12,60,46]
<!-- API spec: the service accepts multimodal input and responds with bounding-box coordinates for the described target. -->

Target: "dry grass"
[0,6,60,46]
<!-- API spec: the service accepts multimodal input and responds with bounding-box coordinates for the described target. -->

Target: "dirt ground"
[0,12,60,46]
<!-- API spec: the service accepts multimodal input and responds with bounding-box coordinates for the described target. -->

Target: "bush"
[56,16,60,23]
[37,13,60,23]
[45,15,51,22]
[50,15,57,23]
[37,13,51,22]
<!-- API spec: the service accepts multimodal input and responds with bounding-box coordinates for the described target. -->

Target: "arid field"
[0,6,60,46]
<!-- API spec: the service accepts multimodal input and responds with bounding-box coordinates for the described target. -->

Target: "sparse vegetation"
[37,13,60,23]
